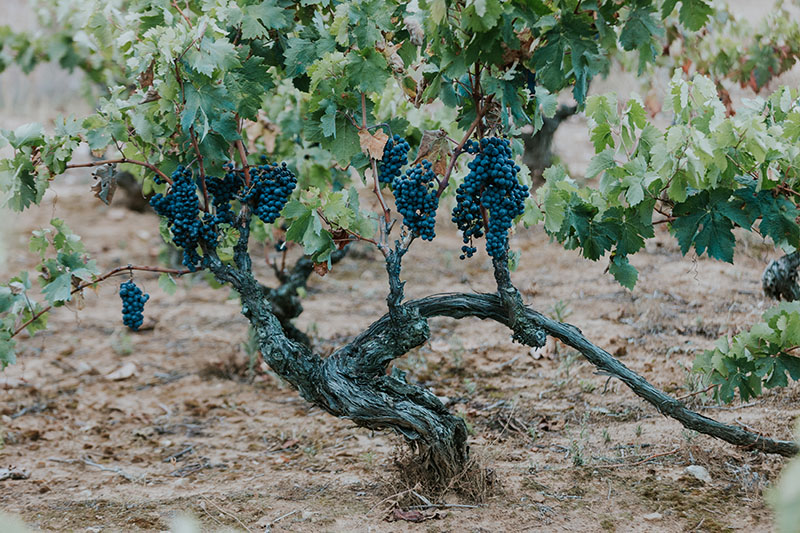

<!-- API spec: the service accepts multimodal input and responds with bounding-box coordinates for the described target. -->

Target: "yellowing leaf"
[358,128,389,160]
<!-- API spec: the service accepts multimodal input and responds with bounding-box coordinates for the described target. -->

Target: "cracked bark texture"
[763,252,800,301]
[201,219,797,486]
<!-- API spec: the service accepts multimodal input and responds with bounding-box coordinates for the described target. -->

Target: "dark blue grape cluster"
[452,137,528,259]
[207,163,244,224]
[242,161,297,225]
[392,160,439,241]
[150,166,217,270]
[378,135,410,185]
[120,280,149,331]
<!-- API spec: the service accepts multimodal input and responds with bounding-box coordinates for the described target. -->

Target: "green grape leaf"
[158,273,177,295]
[608,254,638,290]
[283,37,317,77]
[248,0,292,32]
[585,149,616,179]
[346,48,389,93]
[678,0,713,31]
[590,122,614,151]
[671,189,739,263]
[619,2,663,72]
[0,334,16,368]
[41,273,73,304]
[185,38,240,77]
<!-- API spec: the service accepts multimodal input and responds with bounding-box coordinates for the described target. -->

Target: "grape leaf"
[609,254,638,290]
[678,0,713,31]
[671,189,739,263]
[41,273,73,304]
[158,273,177,296]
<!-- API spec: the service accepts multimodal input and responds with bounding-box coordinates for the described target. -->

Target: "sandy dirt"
[0,153,798,533]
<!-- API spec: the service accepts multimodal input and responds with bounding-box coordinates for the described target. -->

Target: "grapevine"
[3,4,800,523]
[119,280,149,331]
[392,160,439,241]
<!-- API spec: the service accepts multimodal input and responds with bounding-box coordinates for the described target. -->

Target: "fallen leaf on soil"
[106,362,137,381]
[684,465,712,483]
[358,128,389,160]
[0,467,30,481]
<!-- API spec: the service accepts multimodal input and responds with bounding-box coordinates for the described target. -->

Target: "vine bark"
[203,226,798,486]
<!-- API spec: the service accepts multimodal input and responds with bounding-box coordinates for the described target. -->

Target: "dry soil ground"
[1,1,799,530]
[0,164,799,533]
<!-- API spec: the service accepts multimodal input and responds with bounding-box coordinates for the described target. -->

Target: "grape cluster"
[242,161,297,225]
[393,160,439,241]
[207,163,244,224]
[119,280,149,331]
[378,135,410,185]
[452,137,528,259]
[150,166,217,270]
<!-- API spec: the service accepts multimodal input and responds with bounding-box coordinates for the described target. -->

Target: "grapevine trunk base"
[208,247,797,491]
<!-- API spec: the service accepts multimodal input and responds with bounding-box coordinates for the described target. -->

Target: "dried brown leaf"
[139,60,155,89]
[91,164,119,205]
[413,129,452,175]
[313,262,330,277]
[359,128,390,160]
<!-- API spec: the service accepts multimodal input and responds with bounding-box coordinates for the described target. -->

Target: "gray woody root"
[205,221,797,483]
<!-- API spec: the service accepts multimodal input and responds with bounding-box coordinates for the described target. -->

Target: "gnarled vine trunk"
[522,104,577,184]
[205,223,798,486]
[763,251,800,301]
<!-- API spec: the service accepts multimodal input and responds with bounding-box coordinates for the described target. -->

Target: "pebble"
[684,465,712,483]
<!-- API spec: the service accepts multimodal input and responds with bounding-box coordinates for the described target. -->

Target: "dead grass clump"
[378,445,498,507]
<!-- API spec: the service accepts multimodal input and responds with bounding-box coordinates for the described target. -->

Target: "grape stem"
[316,209,382,250]
[11,264,191,339]
[188,125,209,212]
[436,96,491,196]
[361,92,392,244]
[235,139,252,187]
[66,159,172,185]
